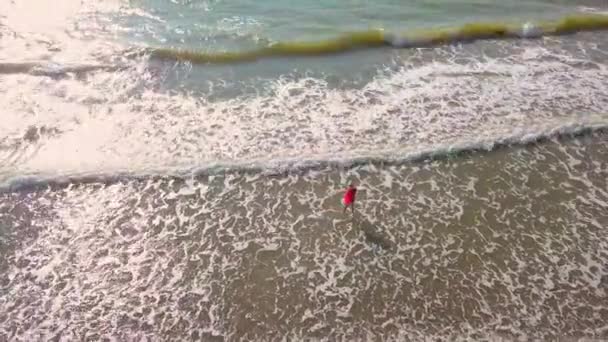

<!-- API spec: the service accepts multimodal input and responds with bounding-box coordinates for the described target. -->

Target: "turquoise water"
[126,0,591,51]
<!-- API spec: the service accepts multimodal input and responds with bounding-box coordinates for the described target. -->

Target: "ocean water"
[1,0,608,340]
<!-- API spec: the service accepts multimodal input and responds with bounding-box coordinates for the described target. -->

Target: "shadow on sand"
[354,215,394,251]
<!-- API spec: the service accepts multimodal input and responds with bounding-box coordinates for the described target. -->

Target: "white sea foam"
[2,39,608,192]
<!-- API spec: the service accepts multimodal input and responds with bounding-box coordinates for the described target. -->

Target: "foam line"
[0,62,126,76]
[2,121,606,193]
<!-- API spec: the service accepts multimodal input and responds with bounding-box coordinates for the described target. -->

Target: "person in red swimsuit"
[342,183,357,214]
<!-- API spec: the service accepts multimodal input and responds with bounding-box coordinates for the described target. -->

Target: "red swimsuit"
[342,187,357,206]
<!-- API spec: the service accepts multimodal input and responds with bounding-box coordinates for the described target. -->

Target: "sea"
[1,0,608,340]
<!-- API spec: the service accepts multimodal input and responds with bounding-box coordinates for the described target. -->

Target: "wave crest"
[149,14,608,64]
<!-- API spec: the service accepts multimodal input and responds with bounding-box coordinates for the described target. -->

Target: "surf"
[0,62,125,76]
[148,14,608,65]
[1,119,606,193]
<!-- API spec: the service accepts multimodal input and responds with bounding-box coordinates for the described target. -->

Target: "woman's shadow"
[353,214,393,251]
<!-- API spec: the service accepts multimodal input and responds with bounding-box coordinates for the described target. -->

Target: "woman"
[342,183,357,215]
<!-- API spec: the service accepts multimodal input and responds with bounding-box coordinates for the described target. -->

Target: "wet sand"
[1,132,607,340]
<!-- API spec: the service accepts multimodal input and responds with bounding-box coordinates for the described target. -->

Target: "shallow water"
[1,0,608,340]
[1,132,607,340]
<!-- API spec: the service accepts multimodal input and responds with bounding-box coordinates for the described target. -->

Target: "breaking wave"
[2,119,606,193]
[149,14,608,64]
